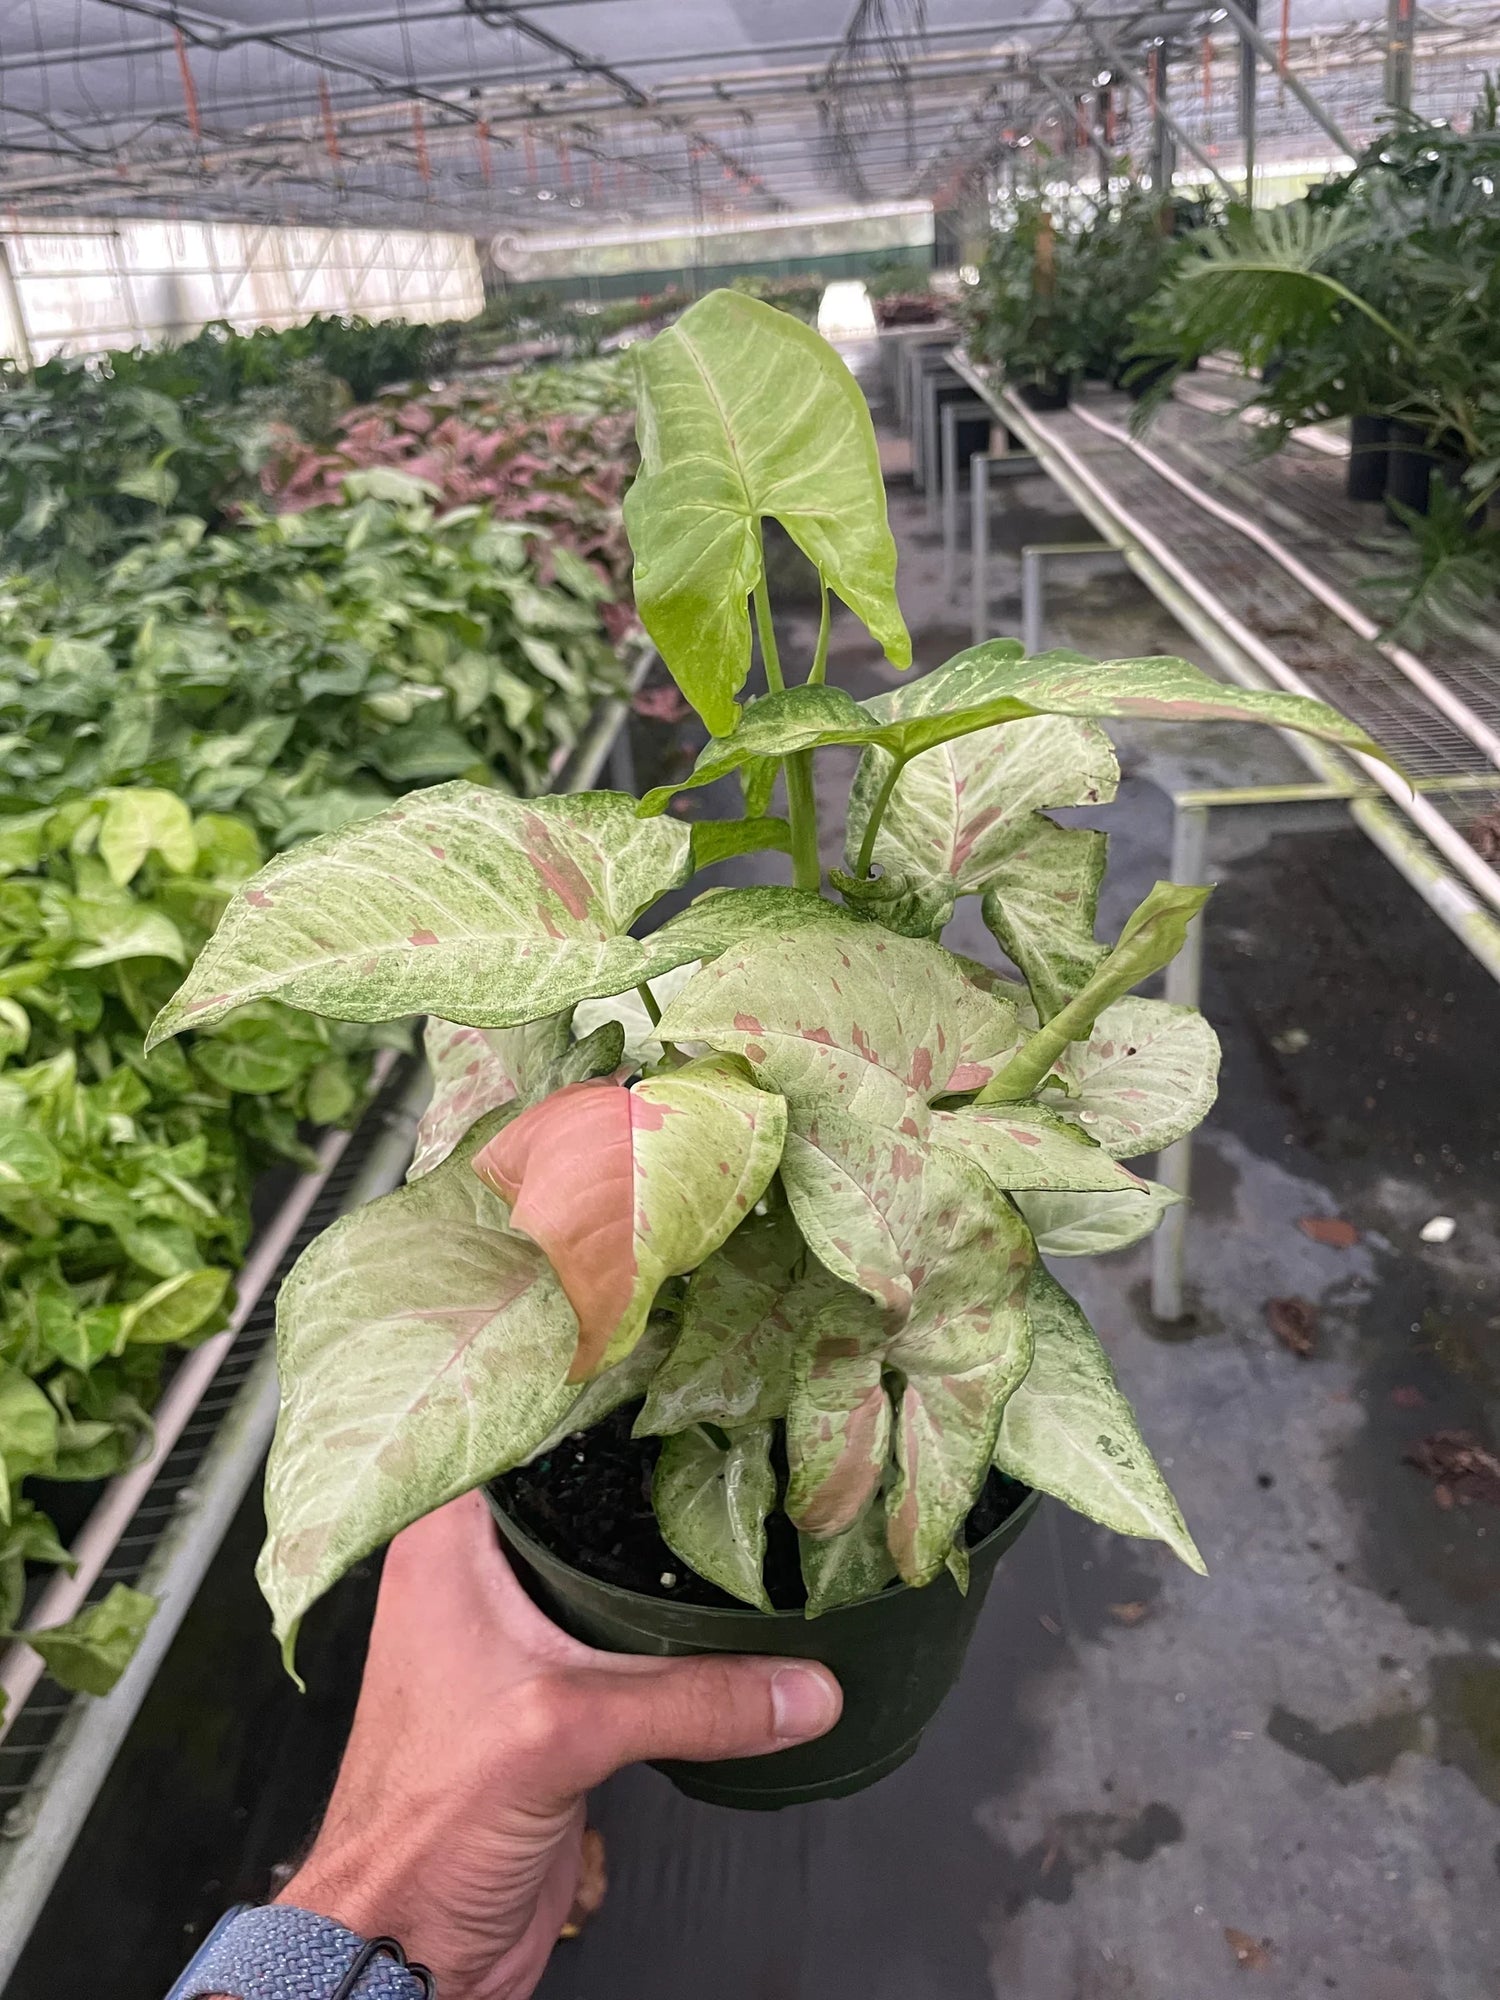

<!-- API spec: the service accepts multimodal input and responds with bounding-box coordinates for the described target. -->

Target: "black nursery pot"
[1385,420,1468,522]
[1016,376,1071,411]
[487,1486,1042,1811]
[1345,414,1390,503]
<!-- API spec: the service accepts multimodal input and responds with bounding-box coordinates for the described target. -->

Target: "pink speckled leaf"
[408,1015,570,1181]
[637,1208,847,1435]
[930,1102,1151,1195]
[885,1152,1035,1585]
[657,921,1020,1312]
[785,1290,893,1538]
[1053,996,1221,1157]
[845,694,1117,942]
[473,1055,786,1380]
[148,784,694,1047]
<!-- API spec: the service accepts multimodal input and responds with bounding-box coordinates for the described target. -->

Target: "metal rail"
[946,349,1500,982]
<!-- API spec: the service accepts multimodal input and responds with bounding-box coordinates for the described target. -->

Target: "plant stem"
[854,751,907,879]
[809,579,831,684]
[752,571,785,694]
[753,569,821,891]
[635,981,662,1026]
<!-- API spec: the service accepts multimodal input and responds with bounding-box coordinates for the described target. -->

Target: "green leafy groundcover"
[154,291,1388,1671]
[0,492,627,840]
[0,788,399,1712]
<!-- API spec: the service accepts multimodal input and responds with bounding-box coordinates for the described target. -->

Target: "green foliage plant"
[151,291,1389,1666]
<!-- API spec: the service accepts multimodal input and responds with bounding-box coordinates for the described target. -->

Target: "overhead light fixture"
[1095,70,1112,86]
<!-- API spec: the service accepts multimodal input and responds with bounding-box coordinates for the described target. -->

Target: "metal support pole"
[1215,0,1355,155]
[1385,0,1414,110]
[1022,547,1046,655]
[1151,800,1210,1323]
[1237,0,1258,199]
[942,401,961,597]
[924,372,944,531]
[1152,44,1176,193]
[971,452,990,647]
[1084,22,1238,200]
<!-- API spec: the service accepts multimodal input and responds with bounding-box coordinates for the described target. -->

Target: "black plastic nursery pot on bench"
[487,1481,1041,1810]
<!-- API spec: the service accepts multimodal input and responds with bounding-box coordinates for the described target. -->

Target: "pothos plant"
[148,292,1385,1667]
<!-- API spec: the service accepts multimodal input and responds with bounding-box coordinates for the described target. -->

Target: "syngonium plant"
[148,292,1387,1668]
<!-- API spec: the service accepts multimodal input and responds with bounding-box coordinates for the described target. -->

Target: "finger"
[537,1654,842,1792]
[377,1492,589,1669]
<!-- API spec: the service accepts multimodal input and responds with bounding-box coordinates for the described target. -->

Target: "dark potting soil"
[494,1401,1030,1611]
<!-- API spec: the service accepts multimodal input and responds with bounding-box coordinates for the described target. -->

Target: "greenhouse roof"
[0,0,1494,236]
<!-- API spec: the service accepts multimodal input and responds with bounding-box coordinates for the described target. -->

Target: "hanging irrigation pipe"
[991,392,1500,918]
[1069,400,1500,771]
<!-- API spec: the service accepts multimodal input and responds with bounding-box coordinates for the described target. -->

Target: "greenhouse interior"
[0,2,1497,1996]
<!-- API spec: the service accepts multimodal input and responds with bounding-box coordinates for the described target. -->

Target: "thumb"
[555,1654,842,1791]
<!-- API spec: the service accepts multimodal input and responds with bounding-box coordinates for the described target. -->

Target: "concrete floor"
[15,355,1500,2000]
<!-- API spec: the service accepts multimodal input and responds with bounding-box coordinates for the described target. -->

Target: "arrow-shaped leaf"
[640,646,1392,815]
[1053,996,1221,1157]
[623,290,910,734]
[996,1268,1205,1573]
[149,784,695,1045]
[258,1111,583,1672]
[652,1421,777,1609]
[785,1290,893,1538]
[931,1103,1151,1195]
[472,1055,787,1380]
[1016,1182,1181,1256]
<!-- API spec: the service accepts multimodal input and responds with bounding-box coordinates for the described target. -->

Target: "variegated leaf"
[1016,1182,1181,1256]
[640,647,1391,815]
[981,820,1109,1022]
[637,1209,844,1435]
[653,1421,777,1609]
[571,961,705,1072]
[647,885,855,964]
[526,1315,679,1463]
[623,291,909,736]
[1054,996,1221,1157]
[932,1103,1151,1195]
[657,924,1019,1312]
[845,700,1117,939]
[409,1014,571,1181]
[800,1500,898,1617]
[473,1055,787,1380]
[785,1290,893,1537]
[148,785,695,1045]
[997,1268,1205,1573]
[886,1152,1035,1585]
[978,880,1211,1104]
[258,1111,581,1671]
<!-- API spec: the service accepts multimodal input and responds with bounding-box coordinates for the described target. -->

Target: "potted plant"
[148,292,1384,1810]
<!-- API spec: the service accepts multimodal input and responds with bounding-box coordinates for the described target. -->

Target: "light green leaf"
[0,808,52,878]
[647,885,855,964]
[658,924,1019,1311]
[572,961,705,1073]
[785,1290,892,1538]
[69,908,186,970]
[258,1111,583,1672]
[638,1209,841,1435]
[0,1365,60,1493]
[885,1154,1035,1585]
[0,1123,62,1190]
[799,1501,897,1616]
[997,1268,1205,1573]
[1053,997,1221,1157]
[623,290,909,734]
[639,647,1389,815]
[930,1102,1150,1195]
[148,785,696,1046]
[652,1421,776,1609]
[408,1013,571,1181]
[1016,1182,1181,1256]
[116,462,179,506]
[689,817,793,871]
[97,788,197,887]
[981,820,1109,1021]
[472,1054,787,1378]
[846,681,1117,939]
[978,881,1211,1104]
[10,1583,157,1696]
[118,1267,232,1348]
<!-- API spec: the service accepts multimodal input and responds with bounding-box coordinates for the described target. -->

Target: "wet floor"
[12,349,1500,2000]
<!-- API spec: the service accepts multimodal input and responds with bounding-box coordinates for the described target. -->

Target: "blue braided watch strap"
[169,1904,433,2000]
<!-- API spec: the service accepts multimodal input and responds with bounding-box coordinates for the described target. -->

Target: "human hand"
[274,1491,841,2000]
